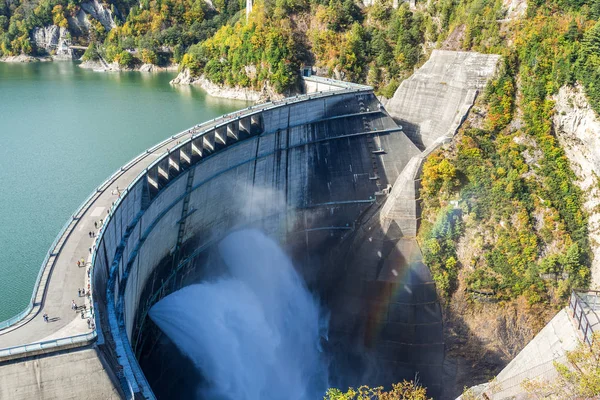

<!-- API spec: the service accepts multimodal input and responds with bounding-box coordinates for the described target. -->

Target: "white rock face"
[67,0,116,36]
[68,9,92,35]
[80,0,117,31]
[170,67,194,84]
[244,65,257,80]
[170,68,283,102]
[138,63,178,72]
[31,25,73,59]
[553,84,600,289]
[138,63,155,72]
[503,0,527,20]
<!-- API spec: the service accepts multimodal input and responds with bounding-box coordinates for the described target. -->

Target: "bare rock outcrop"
[67,10,92,36]
[553,84,600,289]
[170,68,283,102]
[0,54,51,62]
[79,58,177,72]
[503,0,527,20]
[79,57,120,71]
[31,25,73,59]
[67,0,116,36]
[80,0,117,31]
[138,63,178,72]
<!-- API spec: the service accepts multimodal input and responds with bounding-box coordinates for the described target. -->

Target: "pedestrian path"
[0,128,203,350]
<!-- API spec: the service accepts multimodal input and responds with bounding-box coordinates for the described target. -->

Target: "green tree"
[82,43,100,61]
[117,50,134,67]
[523,333,600,398]
[325,381,430,400]
[577,21,600,113]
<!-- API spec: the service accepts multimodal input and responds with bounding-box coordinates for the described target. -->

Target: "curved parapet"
[89,84,434,398]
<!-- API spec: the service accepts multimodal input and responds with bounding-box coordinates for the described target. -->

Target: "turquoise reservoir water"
[0,61,248,322]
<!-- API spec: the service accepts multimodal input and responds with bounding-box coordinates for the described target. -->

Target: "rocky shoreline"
[1,55,179,73]
[2,52,295,102]
[0,55,267,101]
[170,68,283,102]
[1,55,265,101]
[0,55,52,63]
[78,59,178,73]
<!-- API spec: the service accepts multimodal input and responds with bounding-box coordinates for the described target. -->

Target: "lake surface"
[0,61,248,322]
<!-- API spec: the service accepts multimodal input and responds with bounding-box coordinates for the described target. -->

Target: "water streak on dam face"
[90,84,448,399]
[149,229,328,400]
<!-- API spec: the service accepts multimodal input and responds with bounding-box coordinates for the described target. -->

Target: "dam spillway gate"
[89,82,444,399]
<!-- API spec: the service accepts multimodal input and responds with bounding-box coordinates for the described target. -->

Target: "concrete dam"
[92,78,443,398]
[0,51,502,400]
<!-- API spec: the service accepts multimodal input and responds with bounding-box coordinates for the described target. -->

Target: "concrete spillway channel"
[0,77,446,399]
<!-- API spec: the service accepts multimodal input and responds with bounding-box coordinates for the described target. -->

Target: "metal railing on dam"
[0,78,381,398]
[569,290,600,347]
[0,331,97,361]
[93,85,380,398]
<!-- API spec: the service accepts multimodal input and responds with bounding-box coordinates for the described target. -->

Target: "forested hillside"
[416,0,600,391]
[3,0,600,391]
[421,0,600,305]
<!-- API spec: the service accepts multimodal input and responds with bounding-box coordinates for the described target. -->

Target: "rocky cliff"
[502,0,527,20]
[80,0,117,31]
[67,10,92,37]
[553,84,600,289]
[31,26,72,59]
[2,0,118,63]
[67,0,116,36]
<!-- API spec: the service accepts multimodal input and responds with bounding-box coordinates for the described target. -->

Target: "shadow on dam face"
[95,91,443,399]
[134,215,442,399]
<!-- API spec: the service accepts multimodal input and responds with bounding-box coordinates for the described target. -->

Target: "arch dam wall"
[88,81,445,398]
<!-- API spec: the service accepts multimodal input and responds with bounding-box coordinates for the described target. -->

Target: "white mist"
[149,229,328,399]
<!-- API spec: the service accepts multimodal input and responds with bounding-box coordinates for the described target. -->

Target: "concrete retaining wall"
[385,50,501,150]
[0,348,121,400]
